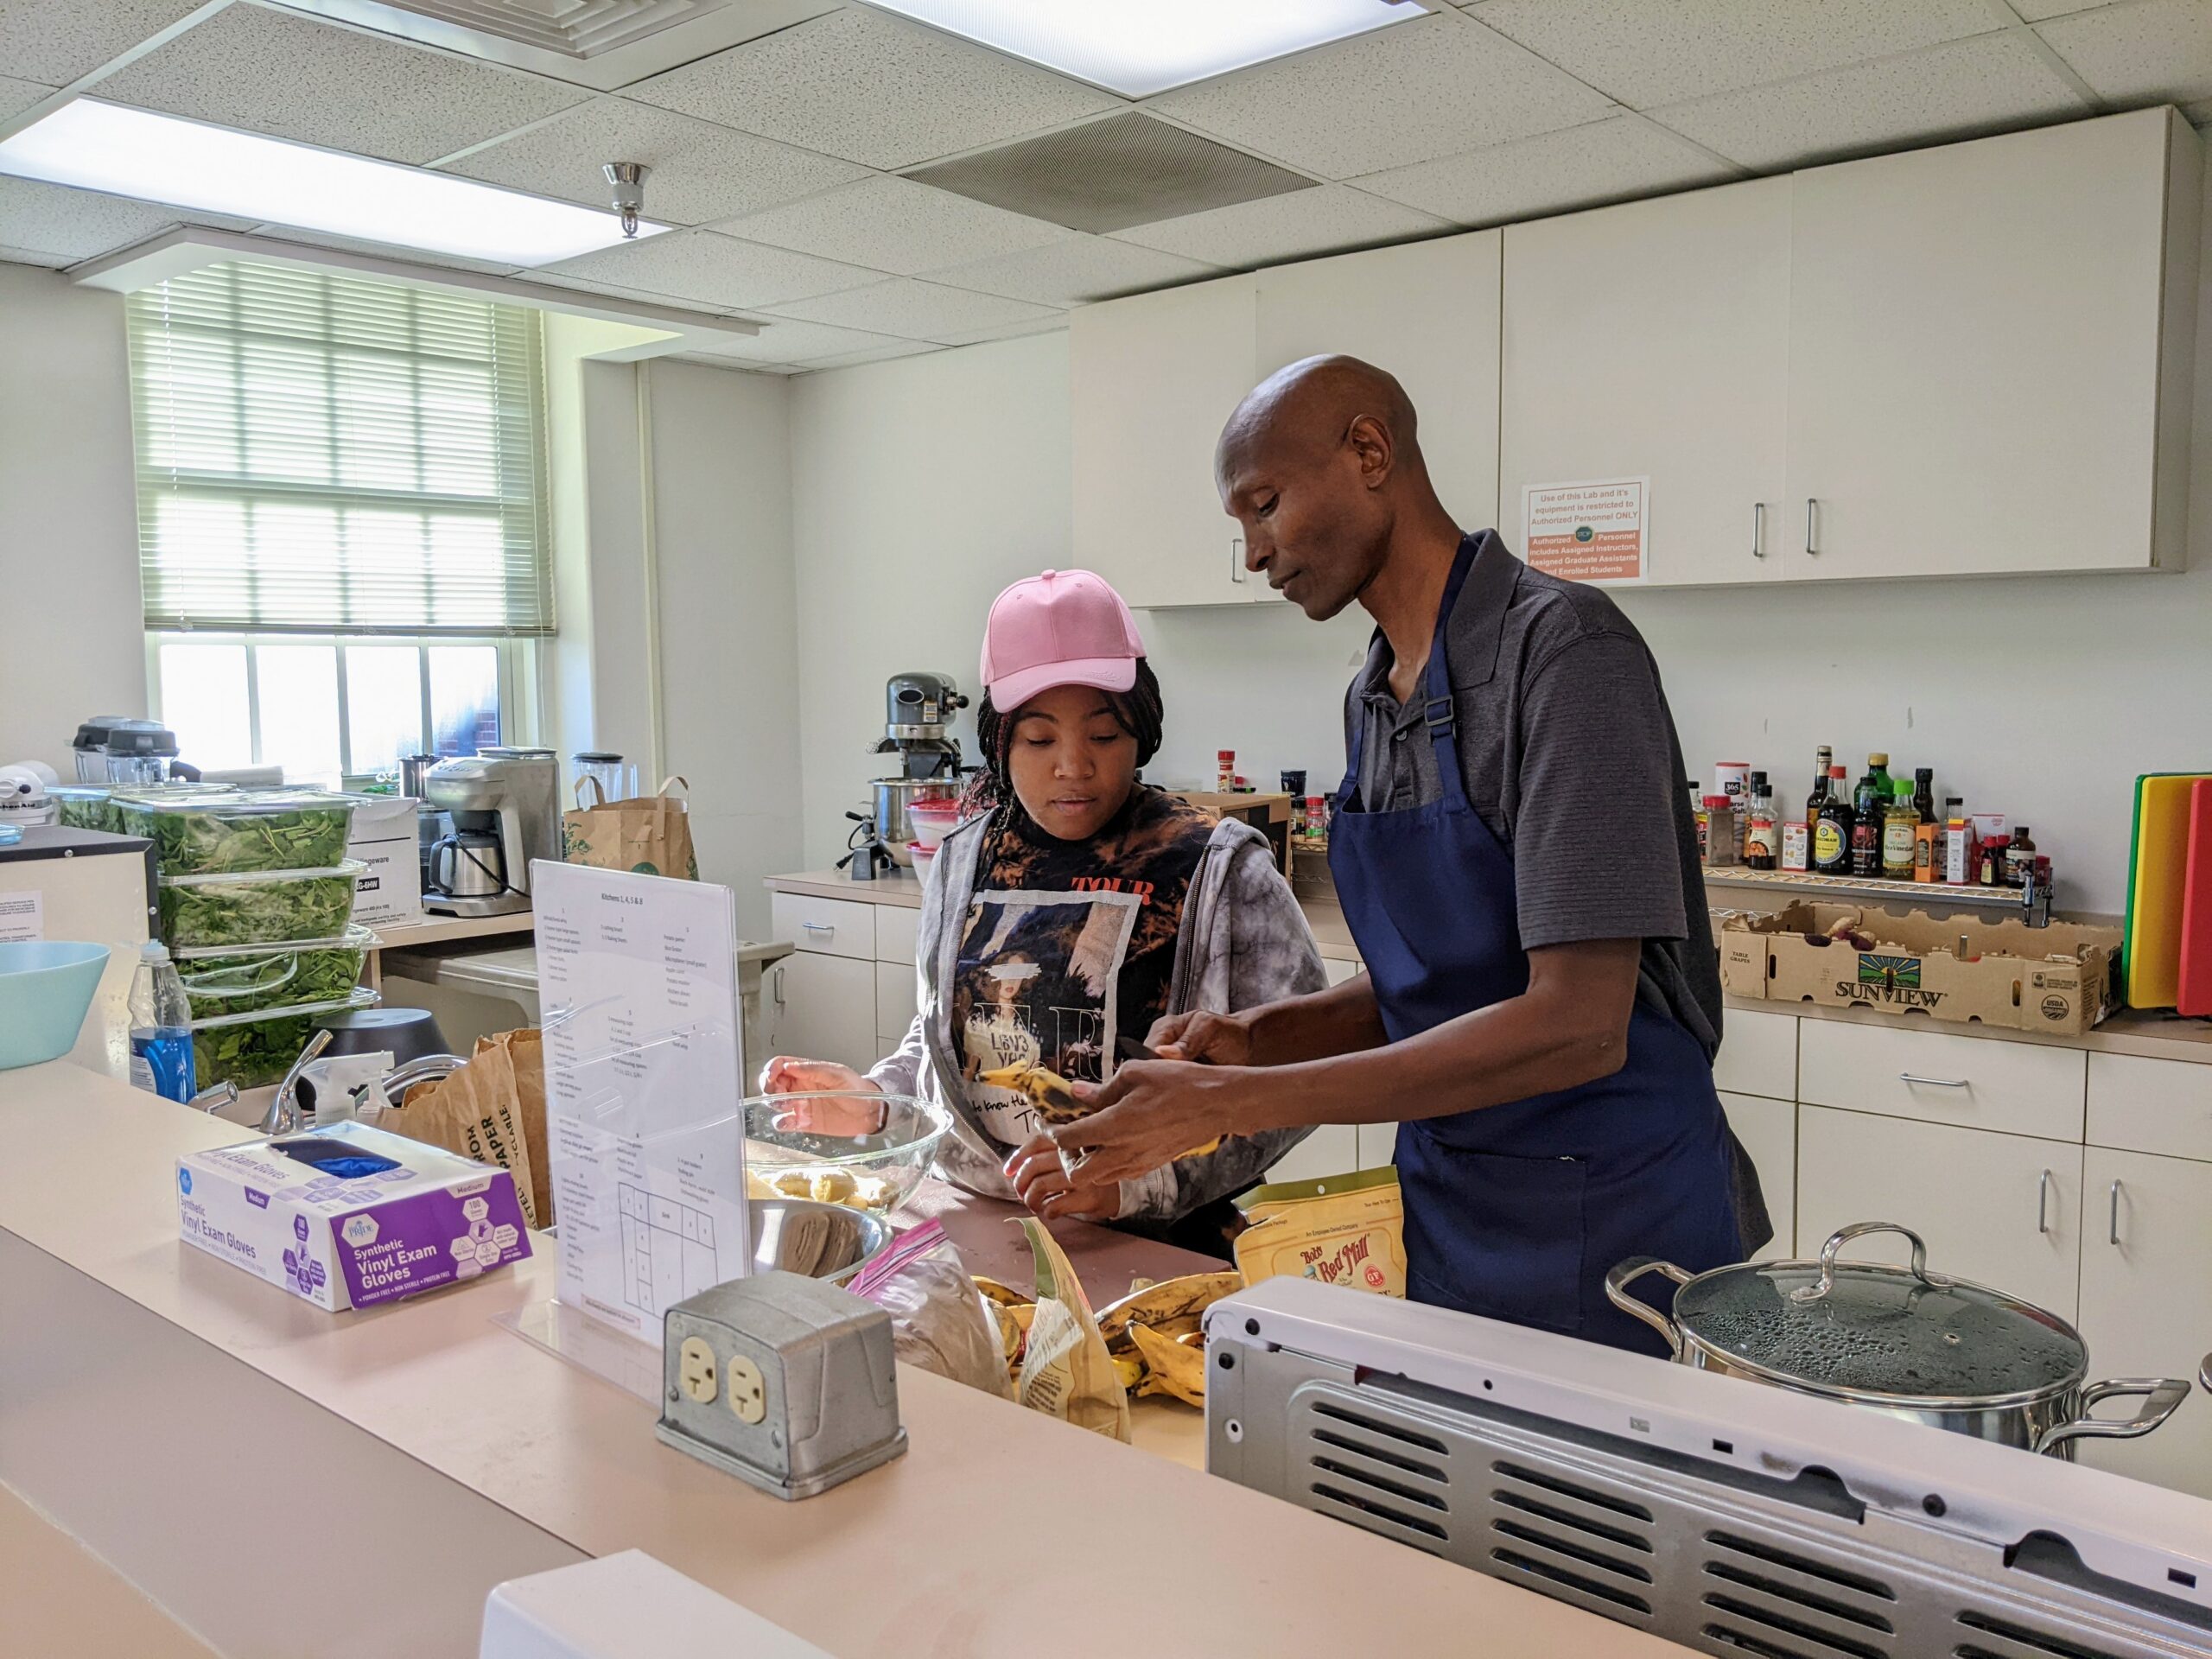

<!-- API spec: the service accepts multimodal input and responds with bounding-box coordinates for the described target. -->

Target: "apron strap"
[1419,538,1480,813]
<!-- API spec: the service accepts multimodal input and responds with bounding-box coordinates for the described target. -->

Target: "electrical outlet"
[727,1353,766,1424]
[677,1337,718,1404]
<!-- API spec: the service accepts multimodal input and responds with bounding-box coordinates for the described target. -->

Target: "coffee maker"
[421,747,559,916]
[869,671,967,865]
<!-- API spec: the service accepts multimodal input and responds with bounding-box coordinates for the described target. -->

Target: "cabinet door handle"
[772,965,785,1008]
[1751,501,1765,560]
[1230,536,1246,583]
[1804,498,1819,556]
[2037,1167,2052,1235]
[802,921,835,935]
[1898,1073,1968,1089]
[2108,1179,2124,1247]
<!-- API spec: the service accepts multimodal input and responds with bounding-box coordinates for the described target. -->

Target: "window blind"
[127,260,554,635]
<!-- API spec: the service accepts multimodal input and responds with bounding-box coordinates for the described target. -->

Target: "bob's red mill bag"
[1233,1166,1407,1298]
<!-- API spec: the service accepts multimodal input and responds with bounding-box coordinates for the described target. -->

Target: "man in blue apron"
[1057,355,1768,1354]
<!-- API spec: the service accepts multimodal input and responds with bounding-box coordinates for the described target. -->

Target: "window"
[129,259,552,780]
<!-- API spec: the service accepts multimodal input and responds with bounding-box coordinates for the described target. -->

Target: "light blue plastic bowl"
[0,941,112,1071]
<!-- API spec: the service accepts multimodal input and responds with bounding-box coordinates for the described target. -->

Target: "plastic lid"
[1749,772,1767,790]
[1894,780,1915,799]
[158,858,367,890]
[1703,795,1732,810]
[100,721,180,757]
[1828,766,1847,779]
[1868,752,1889,766]
[188,985,379,1032]
[2015,826,2031,836]
[140,939,170,963]
[1673,1230,2086,1404]
[170,923,378,961]
[119,788,354,817]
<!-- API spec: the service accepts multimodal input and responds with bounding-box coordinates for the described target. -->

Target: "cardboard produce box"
[1719,901,2118,1034]
[347,793,422,928]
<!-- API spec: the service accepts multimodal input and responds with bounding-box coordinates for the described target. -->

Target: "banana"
[1111,1351,1145,1393]
[973,1275,1033,1309]
[1094,1269,1243,1350]
[1128,1321,1207,1408]
[984,1299,1027,1363]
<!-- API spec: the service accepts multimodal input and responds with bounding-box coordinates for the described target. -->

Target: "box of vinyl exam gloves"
[177,1120,531,1311]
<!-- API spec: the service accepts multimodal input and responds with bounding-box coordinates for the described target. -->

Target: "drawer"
[874,903,919,966]
[1713,1007,1796,1101]
[1719,1092,1794,1260]
[770,892,875,961]
[761,951,878,1072]
[1796,1019,2085,1142]
[1322,957,1363,988]
[2088,1052,2212,1162]
[1357,1122,1397,1169]
[1262,1123,1361,1185]
[874,959,918,1043]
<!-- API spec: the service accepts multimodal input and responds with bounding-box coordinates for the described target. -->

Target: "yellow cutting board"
[2125,772,2212,1008]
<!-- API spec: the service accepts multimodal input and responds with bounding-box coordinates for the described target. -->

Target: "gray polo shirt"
[1343,531,1723,1057]
[1343,534,1770,1254]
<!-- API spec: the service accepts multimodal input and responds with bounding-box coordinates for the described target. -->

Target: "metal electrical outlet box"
[656,1270,906,1501]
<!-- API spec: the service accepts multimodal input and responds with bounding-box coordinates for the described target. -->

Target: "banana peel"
[977,1061,1223,1160]
[1128,1321,1208,1408]
[1094,1269,1243,1351]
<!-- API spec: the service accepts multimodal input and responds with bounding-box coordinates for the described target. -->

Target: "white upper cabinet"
[1256,232,1503,557]
[1502,177,1790,588]
[1071,274,1257,609]
[1783,108,2201,580]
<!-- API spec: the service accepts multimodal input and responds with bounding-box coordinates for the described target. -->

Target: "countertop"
[0,1062,1667,1658]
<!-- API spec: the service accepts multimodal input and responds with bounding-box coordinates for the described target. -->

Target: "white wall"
[0,266,148,770]
[790,316,2212,918]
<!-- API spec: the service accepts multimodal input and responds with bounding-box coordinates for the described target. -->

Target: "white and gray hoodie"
[866,805,1328,1221]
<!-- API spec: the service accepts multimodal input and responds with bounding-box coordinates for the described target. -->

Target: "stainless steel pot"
[870,777,957,867]
[1606,1222,2190,1458]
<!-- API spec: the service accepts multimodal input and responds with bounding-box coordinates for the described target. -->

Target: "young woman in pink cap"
[761,569,1324,1254]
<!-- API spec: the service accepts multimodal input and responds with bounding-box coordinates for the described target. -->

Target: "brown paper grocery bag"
[387,1029,551,1228]
[560,774,700,880]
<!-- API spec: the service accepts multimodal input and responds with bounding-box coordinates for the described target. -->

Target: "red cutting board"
[2179,779,2212,1017]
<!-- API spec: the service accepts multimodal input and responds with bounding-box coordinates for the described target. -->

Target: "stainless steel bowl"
[748,1196,893,1287]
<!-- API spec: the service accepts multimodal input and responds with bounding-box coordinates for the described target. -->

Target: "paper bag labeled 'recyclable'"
[385,1028,550,1230]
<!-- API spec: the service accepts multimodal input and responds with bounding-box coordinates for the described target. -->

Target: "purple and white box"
[176,1120,531,1311]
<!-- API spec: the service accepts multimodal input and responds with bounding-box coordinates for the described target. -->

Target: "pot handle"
[2035,1377,2192,1453]
[1604,1257,1692,1359]
[1790,1221,1949,1305]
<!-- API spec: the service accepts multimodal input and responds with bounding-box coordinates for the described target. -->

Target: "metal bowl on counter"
[1607,1221,2192,1458]
[747,1196,893,1286]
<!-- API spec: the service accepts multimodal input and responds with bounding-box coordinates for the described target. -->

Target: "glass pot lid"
[1672,1223,2087,1405]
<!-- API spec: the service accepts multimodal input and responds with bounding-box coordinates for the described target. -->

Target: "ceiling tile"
[0,0,207,88]
[543,226,882,308]
[1,244,73,270]
[714,175,1071,276]
[931,314,1070,348]
[2037,0,2212,106]
[794,340,941,371]
[91,2,590,165]
[920,234,1220,306]
[1144,11,1614,180]
[671,353,798,374]
[0,174,201,261]
[2005,0,2125,20]
[763,276,1063,342]
[1648,31,2088,171]
[1355,116,1737,228]
[628,5,1119,170]
[1468,0,2002,110]
[0,74,59,124]
[1111,183,1451,269]
[441,97,868,226]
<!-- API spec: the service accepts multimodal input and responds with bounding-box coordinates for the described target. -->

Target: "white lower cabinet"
[1796,1106,2083,1320]
[1719,1092,1794,1260]
[762,951,879,1075]
[1262,1124,1362,1185]
[2075,1147,2212,1500]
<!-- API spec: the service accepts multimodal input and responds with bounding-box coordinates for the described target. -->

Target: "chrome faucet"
[259,1028,334,1136]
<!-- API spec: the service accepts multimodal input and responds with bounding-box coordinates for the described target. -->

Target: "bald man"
[1062,355,1769,1355]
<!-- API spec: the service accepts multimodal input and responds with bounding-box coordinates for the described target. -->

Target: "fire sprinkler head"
[603,162,649,238]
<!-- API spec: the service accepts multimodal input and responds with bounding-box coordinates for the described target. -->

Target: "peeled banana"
[976,1062,1223,1160]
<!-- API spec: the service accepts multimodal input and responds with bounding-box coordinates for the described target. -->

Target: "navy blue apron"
[1327,537,1741,1356]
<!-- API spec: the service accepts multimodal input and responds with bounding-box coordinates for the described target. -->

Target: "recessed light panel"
[0,100,666,266]
[864,0,1425,98]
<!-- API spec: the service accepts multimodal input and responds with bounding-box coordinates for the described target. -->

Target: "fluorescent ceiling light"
[865,0,1425,97]
[0,100,667,267]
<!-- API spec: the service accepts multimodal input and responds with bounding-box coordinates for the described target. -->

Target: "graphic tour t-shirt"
[951,786,1213,1145]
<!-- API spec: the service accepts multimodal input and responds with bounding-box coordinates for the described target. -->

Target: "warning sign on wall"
[1522,477,1648,583]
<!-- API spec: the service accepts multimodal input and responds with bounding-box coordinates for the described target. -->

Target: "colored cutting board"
[2178,779,2212,1017]
[2123,772,2212,1009]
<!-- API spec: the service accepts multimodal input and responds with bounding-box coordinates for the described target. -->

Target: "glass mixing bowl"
[742,1091,949,1215]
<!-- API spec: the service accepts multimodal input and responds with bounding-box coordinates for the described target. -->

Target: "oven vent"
[1303,1402,1452,1552]
[1952,1610,2127,1659]
[1486,1459,1657,1617]
[1696,1529,1899,1659]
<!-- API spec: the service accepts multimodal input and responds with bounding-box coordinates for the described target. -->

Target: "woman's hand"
[1054,1061,1253,1188]
[1003,1133,1122,1221]
[1145,1007,1256,1066]
[757,1056,885,1136]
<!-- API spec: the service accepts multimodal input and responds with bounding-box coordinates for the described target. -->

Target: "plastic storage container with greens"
[158,861,365,950]
[190,987,379,1090]
[119,790,357,875]
[172,924,377,1021]
[48,785,121,832]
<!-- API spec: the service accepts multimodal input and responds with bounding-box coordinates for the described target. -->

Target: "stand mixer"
[868,672,968,867]
[422,748,559,916]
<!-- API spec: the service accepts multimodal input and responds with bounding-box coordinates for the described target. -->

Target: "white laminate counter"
[0,1061,1668,1659]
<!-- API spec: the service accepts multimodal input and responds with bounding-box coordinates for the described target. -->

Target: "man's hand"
[1004,1133,1121,1221]
[1051,1060,1254,1188]
[757,1055,884,1136]
[1145,1007,1255,1065]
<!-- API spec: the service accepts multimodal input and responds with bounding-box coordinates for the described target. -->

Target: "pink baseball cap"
[979,569,1146,711]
